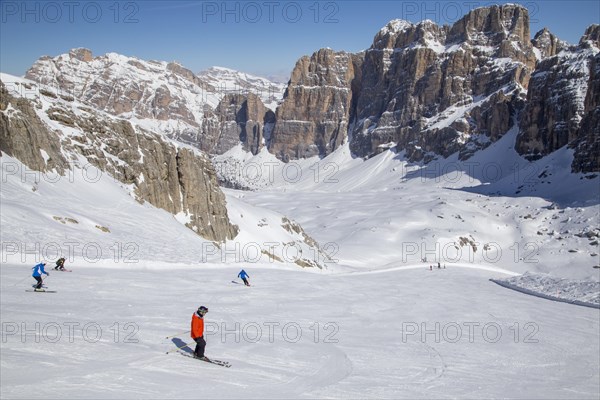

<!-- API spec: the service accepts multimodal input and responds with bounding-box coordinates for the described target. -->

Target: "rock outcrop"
[200,93,275,155]
[532,28,567,59]
[516,25,600,170]
[269,48,362,160]
[0,79,238,242]
[571,51,600,173]
[0,82,67,173]
[350,4,536,161]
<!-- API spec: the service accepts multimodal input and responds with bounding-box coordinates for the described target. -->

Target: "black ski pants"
[194,336,206,357]
[33,276,43,289]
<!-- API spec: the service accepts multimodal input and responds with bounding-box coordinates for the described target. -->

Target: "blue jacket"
[32,263,48,277]
[238,270,249,279]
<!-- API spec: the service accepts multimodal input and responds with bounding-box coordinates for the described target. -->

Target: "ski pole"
[165,330,190,339]
[166,341,192,354]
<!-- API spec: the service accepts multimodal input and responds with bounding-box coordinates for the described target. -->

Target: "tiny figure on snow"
[191,306,209,360]
[238,269,250,286]
[437,262,441,269]
[54,257,66,271]
[32,262,49,291]
[429,265,432,271]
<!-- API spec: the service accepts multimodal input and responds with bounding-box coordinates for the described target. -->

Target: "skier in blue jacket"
[237,269,250,286]
[32,262,49,291]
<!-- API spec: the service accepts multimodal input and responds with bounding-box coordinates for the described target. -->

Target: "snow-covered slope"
[1,264,598,398]
[221,126,600,281]
[0,154,328,270]
[492,272,599,308]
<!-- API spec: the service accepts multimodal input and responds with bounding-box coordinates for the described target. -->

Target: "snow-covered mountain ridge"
[24,48,286,155]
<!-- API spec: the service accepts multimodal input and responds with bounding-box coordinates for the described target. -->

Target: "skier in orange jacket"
[191,306,208,360]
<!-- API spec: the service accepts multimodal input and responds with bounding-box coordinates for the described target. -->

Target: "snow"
[379,19,413,36]
[532,46,543,61]
[492,272,600,308]
[424,89,507,132]
[39,150,50,165]
[209,127,599,282]
[174,211,192,226]
[1,264,598,399]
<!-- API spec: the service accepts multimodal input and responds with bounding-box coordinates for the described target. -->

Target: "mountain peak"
[68,48,93,62]
[580,24,600,48]
[448,4,530,45]
[532,27,567,59]
[379,19,414,35]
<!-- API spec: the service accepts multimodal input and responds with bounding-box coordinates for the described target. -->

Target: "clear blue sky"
[1,0,598,81]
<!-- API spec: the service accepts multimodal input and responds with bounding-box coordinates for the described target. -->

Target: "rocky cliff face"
[516,25,600,171]
[571,49,600,173]
[269,48,362,160]
[350,4,536,161]
[268,5,536,162]
[0,82,67,174]
[0,79,238,242]
[200,93,275,155]
[532,28,567,59]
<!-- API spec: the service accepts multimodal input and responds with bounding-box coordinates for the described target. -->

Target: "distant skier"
[237,269,250,286]
[54,257,66,271]
[32,262,49,291]
[191,306,208,360]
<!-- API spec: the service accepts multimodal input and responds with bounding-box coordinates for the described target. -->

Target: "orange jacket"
[191,313,204,339]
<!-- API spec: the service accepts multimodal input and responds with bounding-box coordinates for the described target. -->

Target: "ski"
[204,358,231,367]
[25,289,57,293]
[179,352,231,367]
[202,358,231,367]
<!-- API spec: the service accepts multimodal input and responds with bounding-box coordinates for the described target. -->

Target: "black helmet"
[197,306,208,316]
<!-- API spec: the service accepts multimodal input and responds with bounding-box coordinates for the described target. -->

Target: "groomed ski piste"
[1,130,599,398]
